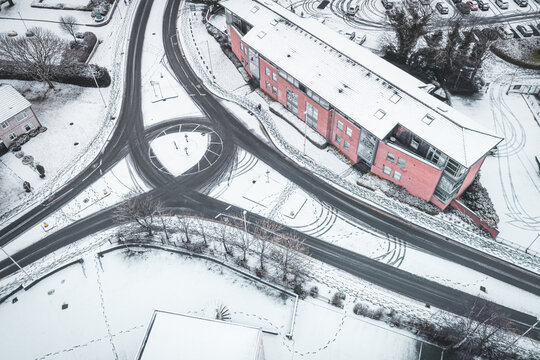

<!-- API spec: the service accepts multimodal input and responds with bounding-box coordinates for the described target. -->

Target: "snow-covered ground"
[0,0,140,229]
[150,131,209,176]
[179,4,540,274]
[1,157,149,258]
[211,149,540,317]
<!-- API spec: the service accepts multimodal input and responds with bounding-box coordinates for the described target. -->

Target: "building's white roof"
[136,311,262,360]
[0,84,31,123]
[222,0,502,167]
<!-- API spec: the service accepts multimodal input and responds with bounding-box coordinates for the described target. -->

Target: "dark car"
[456,2,471,13]
[452,0,462,3]
[381,0,394,9]
[436,1,449,13]
[516,25,533,37]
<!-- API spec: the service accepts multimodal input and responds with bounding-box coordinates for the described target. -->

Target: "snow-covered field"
[150,131,208,176]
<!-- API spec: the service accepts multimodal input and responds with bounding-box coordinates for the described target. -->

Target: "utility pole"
[525,234,539,254]
[87,64,107,108]
[303,110,308,156]
[242,210,249,245]
[206,40,213,78]
[0,246,34,282]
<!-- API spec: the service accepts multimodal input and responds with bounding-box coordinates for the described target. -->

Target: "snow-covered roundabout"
[148,123,223,176]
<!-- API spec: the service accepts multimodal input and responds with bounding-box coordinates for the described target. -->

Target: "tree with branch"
[384,2,432,65]
[271,234,309,284]
[0,27,65,88]
[177,216,192,243]
[59,16,79,43]
[254,219,283,272]
[114,194,163,238]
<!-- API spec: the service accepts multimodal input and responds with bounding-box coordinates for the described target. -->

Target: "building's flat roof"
[0,84,31,123]
[222,0,502,167]
[136,311,262,360]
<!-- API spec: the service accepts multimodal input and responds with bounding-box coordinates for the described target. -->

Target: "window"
[305,102,318,130]
[344,141,350,151]
[383,165,391,176]
[8,132,17,140]
[265,67,270,77]
[272,86,277,96]
[0,120,8,129]
[410,138,419,150]
[374,109,386,120]
[427,147,447,167]
[346,127,353,137]
[240,43,244,51]
[393,171,402,181]
[397,157,406,168]
[444,159,464,178]
[335,134,342,145]
[15,111,28,122]
[265,81,270,91]
[23,123,34,132]
[386,152,396,162]
[272,72,277,82]
[390,93,401,104]
[337,120,343,131]
[250,5,260,13]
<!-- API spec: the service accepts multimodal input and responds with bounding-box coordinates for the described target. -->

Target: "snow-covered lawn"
[179,4,540,274]
[150,131,208,176]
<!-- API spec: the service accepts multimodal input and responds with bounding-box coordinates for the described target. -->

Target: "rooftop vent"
[374,109,386,120]
[257,31,267,38]
[250,6,259,13]
[270,19,278,26]
[422,114,435,125]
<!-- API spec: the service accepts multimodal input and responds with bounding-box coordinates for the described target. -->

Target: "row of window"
[6,123,34,140]
[336,120,353,137]
[1,111,28,129]
[334,134,351,151]
[386,152,406,168]
[265,81,278,96]
[264,67,277,82]
[383,165,402,181]
[239,42,248,56]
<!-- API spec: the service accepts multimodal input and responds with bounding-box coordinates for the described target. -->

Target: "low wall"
[450,200,499,239]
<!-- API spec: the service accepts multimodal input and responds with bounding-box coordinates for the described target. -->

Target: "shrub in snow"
[255,267,266,278]
[292,283,307,300]
[309,286,319,298]
[331,291,346,308]
[459,172,499,228]
[353,303,368,316]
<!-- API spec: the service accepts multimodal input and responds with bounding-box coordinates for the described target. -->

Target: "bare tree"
[197,218,208,247]
[233,218,255,265]
[114,195,163,237]
[385,3,432,65]
[177,216,192,243]
[0,27,65,88]
[216,220,233,257]
[59,16,79,43]
[254,219,283,271]
[271,234,309,284]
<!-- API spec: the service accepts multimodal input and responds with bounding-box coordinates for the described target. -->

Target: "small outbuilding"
[135,310,266,360]
[0,84,42,150]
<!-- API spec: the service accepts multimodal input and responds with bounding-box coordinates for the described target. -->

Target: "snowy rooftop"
[0,84,31,123]
[221,0,503,167]
[136,311,263,360]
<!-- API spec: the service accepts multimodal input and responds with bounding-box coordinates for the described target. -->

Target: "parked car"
[452,0,462,3]
[457,2,472,13]
[516,25,533,37]
[420,0,431,5]
[476,0,490,10]
[513,0,528,6]
[436,1,449,13]
[497,26,514,39]
[347,3,359,15]
[466,0,479,10]
[381,0,394,9]
[496,0,509,8]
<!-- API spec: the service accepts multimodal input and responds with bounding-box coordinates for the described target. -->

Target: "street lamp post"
[0,246,34,282]
[87,64,107,108]
[525,234,539,254]
[303,110,308,156]
[242,210,248,244]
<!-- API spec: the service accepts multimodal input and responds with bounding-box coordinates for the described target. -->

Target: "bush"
[309,286,319,298]
[353,303,368,316]
[460,173,499,228]
[491,45,540,70]
[0,62,111,88]
[293,283,307,300]
[65,32,98,64]
[331,291,346,308]
[255,267,266,278]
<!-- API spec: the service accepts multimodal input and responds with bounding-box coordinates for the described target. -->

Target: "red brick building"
[221,0,503,210]
[0,84,41,150]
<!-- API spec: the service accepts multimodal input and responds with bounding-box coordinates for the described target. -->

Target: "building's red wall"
[259,57,332,139]
[456,156,485,197]
[229,25,251,76]
[331,112,360,163]
[372,142,443,202]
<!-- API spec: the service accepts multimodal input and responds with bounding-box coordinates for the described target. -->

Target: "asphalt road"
[0,0,538,340]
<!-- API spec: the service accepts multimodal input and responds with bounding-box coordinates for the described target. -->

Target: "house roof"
[221,0,503,167]
[0,84,31,123]
[135,311,263,360]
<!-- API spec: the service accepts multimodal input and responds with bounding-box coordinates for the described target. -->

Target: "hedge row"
[491,46,540,70]
[67,32,98,64]
[0,62,111,87]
